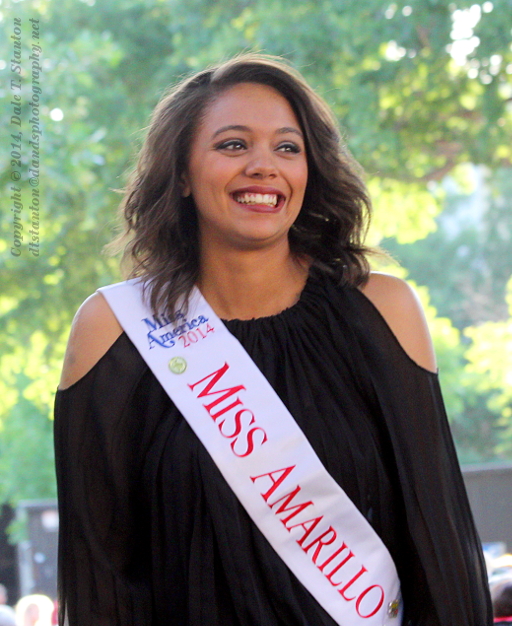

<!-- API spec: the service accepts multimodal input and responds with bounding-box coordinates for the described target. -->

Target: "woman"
[55,54,491,625]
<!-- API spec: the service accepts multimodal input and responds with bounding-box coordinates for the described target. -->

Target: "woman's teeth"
[234,192,279,207]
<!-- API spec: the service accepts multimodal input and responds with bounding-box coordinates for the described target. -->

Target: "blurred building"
[16,501,58,600]
[0,505,18,605]
[463,462,512,551]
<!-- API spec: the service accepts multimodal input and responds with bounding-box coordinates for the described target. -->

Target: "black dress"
[54,269,492,626]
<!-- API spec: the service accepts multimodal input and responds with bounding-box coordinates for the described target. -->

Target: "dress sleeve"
[54,334,154,626]
[380,370,492,626]
[352,290,493,626]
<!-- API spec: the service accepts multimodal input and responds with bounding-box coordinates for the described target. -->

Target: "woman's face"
[183,82,308,253]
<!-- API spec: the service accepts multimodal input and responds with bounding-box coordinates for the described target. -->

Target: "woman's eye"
[216,140,246,151]
[277,142,301,154]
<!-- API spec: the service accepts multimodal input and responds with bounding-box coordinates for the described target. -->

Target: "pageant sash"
[99,280,402,626]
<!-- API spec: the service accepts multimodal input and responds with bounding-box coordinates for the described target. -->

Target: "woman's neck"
[197,244,310,320]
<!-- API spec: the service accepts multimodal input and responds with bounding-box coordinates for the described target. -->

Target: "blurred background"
[1,0,511,612]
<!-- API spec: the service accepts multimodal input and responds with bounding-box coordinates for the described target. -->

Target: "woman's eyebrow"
[211,125,303,139]
[277,126,303,138]
[212,124,250,139]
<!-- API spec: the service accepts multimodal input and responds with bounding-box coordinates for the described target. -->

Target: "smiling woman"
[54,54,491,626]
[183,84,307,247]
[104,53,374,320]
[182,82,309,317]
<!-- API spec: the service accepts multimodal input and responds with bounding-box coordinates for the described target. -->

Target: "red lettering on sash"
[356,585,385,618]
[302,526,337,564]
[218,408,255,439]
[338,565,368,600]
[320,543,355,586]
[231,426,268,457]
[286,515,324,547]
[268,486,313,527]
[209,397,244,420]
[250,466,296,502]
[318,542,352,574]
[187,366,390,619]
[188,362,245,419]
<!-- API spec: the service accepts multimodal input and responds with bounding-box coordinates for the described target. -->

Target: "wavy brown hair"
[113,53,373,314]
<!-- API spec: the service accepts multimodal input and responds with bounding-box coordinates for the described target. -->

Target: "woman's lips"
[230,189,286,212]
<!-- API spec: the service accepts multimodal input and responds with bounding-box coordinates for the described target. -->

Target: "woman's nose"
[244,149,277,178]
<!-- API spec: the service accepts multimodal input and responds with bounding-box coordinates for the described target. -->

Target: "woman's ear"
[180,173,191,198]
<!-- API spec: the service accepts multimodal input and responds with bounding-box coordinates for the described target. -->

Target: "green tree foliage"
[1,0,511,502]
[382,165,512,330]
[464,277,512,457]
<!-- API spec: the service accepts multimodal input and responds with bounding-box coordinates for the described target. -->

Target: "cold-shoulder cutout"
[359,272,437,373]
[58,291,123,390]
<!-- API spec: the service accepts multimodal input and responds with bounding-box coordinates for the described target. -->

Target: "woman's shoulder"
[59,290,124,390]
[358,272,437,373]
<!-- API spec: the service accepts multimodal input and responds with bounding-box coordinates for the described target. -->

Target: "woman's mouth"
[231,192,284,211]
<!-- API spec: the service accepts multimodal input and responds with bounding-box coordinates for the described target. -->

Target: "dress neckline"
[221,271,317,325]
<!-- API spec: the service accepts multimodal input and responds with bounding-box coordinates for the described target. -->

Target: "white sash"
[98,280,402,626]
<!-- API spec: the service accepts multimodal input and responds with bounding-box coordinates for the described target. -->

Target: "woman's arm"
[59,292,123,389]
[55,292,153,625]
[358,273,492,625]
[360,272,437,373]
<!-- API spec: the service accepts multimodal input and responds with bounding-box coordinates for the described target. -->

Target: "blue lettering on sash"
[142,311,209,349]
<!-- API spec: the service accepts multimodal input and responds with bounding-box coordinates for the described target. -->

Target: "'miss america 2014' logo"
[142,310,214,349]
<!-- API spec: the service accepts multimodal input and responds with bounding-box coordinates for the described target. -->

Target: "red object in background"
[52,600,58,625]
